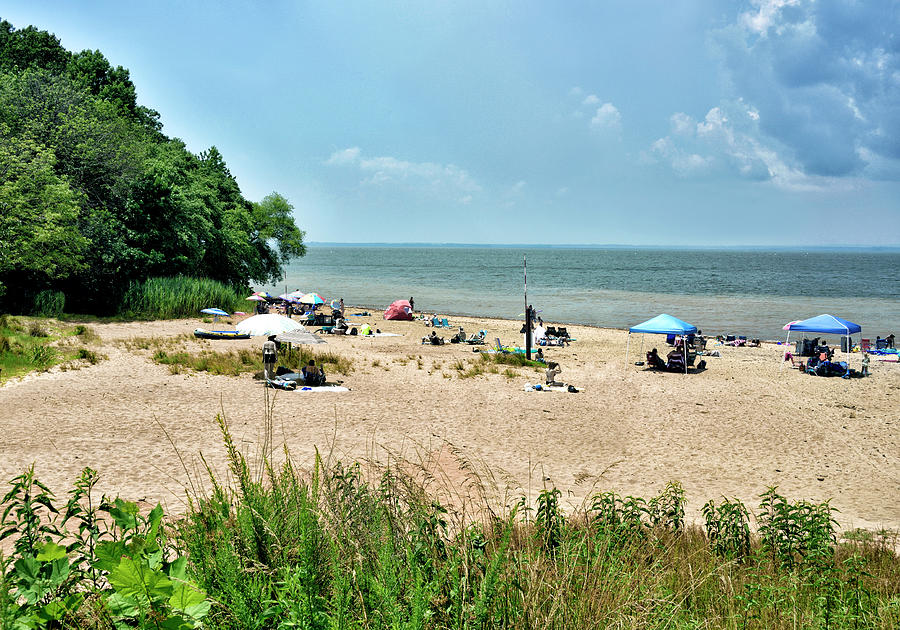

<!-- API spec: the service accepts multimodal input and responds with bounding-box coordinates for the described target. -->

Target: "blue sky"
[4,1,899,245]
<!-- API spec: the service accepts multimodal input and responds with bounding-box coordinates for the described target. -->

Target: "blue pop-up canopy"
[629,313,697,335]
[781,314,862,372]
[785,314,861,335]
[626,313,698,374]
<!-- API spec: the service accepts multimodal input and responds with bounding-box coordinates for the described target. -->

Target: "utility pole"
[524,254,532,359]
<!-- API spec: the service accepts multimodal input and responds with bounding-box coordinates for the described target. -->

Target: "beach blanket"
[359,332,402,337]
[523,383,579,393]
[296,385,350,393]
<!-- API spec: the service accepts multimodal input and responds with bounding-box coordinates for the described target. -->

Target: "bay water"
[263,246,900,340]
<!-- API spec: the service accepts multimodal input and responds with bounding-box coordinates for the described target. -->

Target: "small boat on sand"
[193,328,251,340]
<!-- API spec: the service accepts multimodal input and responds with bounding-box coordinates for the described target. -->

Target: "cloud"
[325,147,481,200]
[590,103,622,131]
[650,103,820,187]
[652,1,900,185]
[582,94,600,106]
[710,0,900,180]
[325,147,361,165]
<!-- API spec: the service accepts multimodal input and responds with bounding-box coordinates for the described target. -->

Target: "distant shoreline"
[307,242,900,252]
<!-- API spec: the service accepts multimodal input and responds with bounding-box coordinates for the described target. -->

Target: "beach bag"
[567,385,578,393]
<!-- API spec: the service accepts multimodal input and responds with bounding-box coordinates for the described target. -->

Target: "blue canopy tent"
[626,314,698,374]
[783,314,862,370]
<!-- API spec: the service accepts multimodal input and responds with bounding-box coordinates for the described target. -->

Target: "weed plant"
[119,276,246,319]
[2,415,899,628]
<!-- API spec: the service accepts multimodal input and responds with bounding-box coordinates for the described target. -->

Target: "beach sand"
[1,312,898,533]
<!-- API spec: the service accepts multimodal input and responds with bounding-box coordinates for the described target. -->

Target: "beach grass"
[118,276,246,320]
[0,316,106,382]
[1,409,899,628]
[150,346,355,377]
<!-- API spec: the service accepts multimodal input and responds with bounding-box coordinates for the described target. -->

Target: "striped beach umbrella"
[299,293,325,305]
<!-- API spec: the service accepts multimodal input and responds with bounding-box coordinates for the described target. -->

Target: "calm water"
[262,246,900,339]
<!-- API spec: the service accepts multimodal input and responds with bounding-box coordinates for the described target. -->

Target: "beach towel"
[523,383,579,393]
[297,385,350,392]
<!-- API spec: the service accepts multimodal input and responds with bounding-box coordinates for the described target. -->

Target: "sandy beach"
[1,312,898,533]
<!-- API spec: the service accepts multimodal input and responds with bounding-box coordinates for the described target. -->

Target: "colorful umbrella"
[201,307,229,322]
[279,293,302,303]
[246,295,267,302]
[252,291,273,299]
[299,293,325,305]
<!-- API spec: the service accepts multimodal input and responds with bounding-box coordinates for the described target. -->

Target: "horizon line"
[306,241,900,251]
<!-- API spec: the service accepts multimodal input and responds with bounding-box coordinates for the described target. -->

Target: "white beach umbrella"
[236,314,303,337]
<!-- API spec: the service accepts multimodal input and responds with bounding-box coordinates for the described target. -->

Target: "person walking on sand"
[262,335,277,380]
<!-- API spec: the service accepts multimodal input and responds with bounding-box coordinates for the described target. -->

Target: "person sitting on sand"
[302,360,326,386]
[666,348,686,370]
[428,330,444,345]
[646,348,665,369]
[545,362,562,386]
[451,326,466,343]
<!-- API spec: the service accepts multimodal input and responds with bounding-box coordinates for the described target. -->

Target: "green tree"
[0,129,88,303]
[0,19,69,74]
[248,192,307,284]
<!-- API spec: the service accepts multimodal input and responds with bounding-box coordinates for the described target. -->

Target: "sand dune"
[1,313,898,532]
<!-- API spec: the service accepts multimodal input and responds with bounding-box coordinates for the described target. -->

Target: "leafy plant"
[703,496,751,559]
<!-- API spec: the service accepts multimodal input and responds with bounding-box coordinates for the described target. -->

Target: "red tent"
[384,299,413,320]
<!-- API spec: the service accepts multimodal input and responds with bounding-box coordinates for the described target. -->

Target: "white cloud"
[670,112,694,136]
[582,94,600,106]
[740,0,801,35]
[325,146,361,165]
[712,0,900,179]
[325,147,481,196]
[590,103,622,130]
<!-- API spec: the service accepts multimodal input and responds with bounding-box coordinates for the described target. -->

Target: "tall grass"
[31,290,65,317]
[118,276,246,319]
[2,409,899,628]
[174,414,900,629]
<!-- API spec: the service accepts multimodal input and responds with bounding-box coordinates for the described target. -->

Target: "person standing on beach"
[887,334,895,349]
[262,335,277,380]
[409,297,415,311]
[861,352,870,376]
[339,298,345,317]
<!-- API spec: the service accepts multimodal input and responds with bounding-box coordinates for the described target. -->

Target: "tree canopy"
[0,19,306,313]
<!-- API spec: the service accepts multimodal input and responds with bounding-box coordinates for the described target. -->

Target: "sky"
[3,0,900,246]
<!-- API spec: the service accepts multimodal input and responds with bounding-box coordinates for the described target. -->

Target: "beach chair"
[861,338,871,352]
[440,318,450,328]
[493,338,511,353]
[557,327,569,339]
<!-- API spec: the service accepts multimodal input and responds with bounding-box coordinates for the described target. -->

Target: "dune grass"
[0,315,105,382]
[1,405,899,628]
[118,276,246,319]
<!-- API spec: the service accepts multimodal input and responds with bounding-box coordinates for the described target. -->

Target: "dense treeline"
[0,20,305,315]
